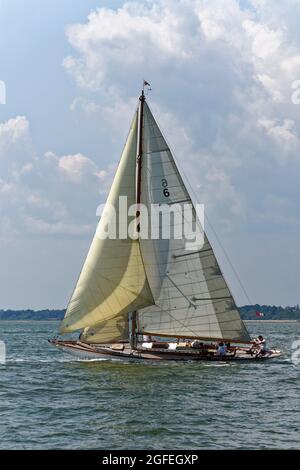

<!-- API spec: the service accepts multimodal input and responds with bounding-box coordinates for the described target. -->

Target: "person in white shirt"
[253,335,266,356]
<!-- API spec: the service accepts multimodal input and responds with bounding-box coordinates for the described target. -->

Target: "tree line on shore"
[0,305,300,320]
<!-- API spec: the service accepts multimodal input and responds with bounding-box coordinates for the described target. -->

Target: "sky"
[0,0,300,309]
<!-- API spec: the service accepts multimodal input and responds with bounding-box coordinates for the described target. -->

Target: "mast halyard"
[131,88,146,348]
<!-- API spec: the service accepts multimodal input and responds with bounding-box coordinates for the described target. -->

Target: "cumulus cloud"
[0,179,15,195]
[62,0,300,232]
[0,116,114,240]
[70,96,100,114]
[0,116,29,149]
[0,116,32,180]
[45,151,101,184]
[63,1,194,91]
[257,118,298,154]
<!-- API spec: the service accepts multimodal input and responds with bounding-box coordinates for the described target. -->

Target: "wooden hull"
[49,339,282,362]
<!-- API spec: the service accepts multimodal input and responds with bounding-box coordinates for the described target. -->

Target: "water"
[0,321,299,449]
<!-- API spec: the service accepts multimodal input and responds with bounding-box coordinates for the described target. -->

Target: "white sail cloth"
[138,103,250,342]
[80,316,129,344]
[60,98,250,344]
[60,111,153,334]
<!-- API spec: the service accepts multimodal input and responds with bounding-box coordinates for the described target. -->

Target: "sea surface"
[0,321,299,450]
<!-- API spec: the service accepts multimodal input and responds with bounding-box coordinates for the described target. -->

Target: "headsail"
[138,102,250,343]
[60,111,154,334]
[80,316,129,344]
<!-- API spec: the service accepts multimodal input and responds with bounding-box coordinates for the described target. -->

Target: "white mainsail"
[60,111,154,334]
[138,102,250,342]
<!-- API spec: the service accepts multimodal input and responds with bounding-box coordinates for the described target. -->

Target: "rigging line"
[153,119,253,306]
[203,215,253,305]
[166,274,196,308]
[141,301,204,338]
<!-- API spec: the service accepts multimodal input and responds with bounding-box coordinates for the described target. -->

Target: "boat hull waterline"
[49,340,282,362]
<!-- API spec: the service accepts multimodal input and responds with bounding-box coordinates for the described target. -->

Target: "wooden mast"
[131,87,145,348]
[136,88,145,214]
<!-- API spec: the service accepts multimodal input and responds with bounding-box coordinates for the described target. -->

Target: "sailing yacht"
[50,86,281,361]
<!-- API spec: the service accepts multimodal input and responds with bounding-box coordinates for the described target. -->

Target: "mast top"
[139,89,145,102]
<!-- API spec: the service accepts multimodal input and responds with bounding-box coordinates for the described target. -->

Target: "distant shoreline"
[1,305,300,322]
[245,319,300,323]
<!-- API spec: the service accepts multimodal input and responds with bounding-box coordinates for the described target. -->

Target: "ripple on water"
[0,321,299,449]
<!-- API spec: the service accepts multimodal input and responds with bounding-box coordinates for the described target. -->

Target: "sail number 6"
[161,178,170,198]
